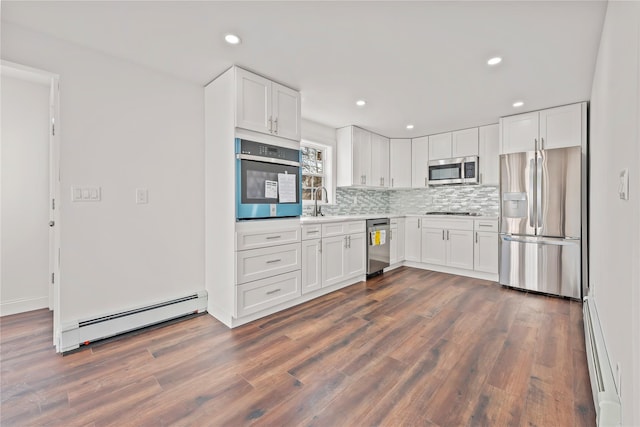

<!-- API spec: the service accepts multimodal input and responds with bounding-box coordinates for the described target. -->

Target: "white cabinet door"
[322,235,346,287]
[446,229,474,270]
[411,136,430,188]
[539,103,583,150]
[479,124,499,186]
[404,217,422,262]
[397,219,405,261]
[421,227,446,265]
[390,224,399,265]
[345,232,366,278]
[429,132,453,160]
[272,82,301,141]
[352,127,372,186]
[500,111,539,154]
[302,239,322,294]
[474,231,498,274]
[390,139,412,188]
[371,133,390,187]
[452,128,479,157]
[236,68,271,135]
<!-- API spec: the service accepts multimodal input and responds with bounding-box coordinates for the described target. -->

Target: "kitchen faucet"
[313,186,328,217]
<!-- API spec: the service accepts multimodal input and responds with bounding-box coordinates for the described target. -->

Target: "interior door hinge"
[52,198,55,210]
[51,272,55,284]
[52,123,55,136]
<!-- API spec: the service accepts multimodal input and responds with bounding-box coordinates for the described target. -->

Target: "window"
[301,145,326,202]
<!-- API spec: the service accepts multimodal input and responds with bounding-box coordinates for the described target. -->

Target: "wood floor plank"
[0,267,595,426]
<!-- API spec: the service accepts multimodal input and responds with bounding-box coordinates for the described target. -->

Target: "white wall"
[1,23,205,326]
[589,2,640,425]
[1,73,50,315]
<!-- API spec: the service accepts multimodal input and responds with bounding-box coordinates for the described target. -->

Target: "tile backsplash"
[303,185,499,217]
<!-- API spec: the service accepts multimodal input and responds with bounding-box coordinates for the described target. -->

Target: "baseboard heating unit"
[59,291,207,353]
[583,295,621,426]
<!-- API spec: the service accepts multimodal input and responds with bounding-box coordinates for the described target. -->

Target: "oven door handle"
[236,153,301,168]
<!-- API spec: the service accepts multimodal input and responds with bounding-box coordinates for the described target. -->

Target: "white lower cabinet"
[324,221,365,286]
[404,217,422,262]
[321,235,346,287]
[446,229,474,270]
[390,218,406,265]
[421,228,447,265]
[420,218,474,270]
[236,270,301,317]
[344,232,366,278]
[301,239,322,294]
[473,220,499,274]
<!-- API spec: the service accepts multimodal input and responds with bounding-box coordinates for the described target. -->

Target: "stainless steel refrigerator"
[499,146,582,299]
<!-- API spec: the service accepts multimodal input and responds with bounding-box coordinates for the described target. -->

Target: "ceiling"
[1,1,607,138]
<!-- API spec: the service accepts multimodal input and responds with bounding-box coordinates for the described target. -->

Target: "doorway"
[1,61,60,347]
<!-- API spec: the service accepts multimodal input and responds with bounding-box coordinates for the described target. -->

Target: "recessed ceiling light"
[406,124,414,130]
[224,34,241,45]
[513,101,524,108]
[487,57,502,66]
[356,99,366,107]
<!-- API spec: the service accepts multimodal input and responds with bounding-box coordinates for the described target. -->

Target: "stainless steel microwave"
[428,156,479,185]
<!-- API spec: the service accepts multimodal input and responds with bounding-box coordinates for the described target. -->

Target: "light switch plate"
[619,169,629,200]
[71,186,101,202]
[136,188,149,204]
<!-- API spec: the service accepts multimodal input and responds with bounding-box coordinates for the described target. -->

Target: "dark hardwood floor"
[1,267,595,426]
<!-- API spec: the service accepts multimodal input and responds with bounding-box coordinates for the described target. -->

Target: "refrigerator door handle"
[537,152,543,229]
[529,158,535,228]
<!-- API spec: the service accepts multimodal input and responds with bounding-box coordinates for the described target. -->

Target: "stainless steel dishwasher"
[366,218,390,277]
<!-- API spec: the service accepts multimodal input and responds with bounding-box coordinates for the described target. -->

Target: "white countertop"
[300,213,498,223]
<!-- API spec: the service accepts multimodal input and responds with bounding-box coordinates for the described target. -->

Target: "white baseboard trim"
[402,261,498,282]
[0,296,49,317]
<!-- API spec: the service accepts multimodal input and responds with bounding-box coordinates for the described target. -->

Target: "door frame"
[1,61,61,348]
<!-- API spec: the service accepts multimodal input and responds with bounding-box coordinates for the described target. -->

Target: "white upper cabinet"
[235,67,301,141]
[390,139,412,188]
[337,126,390,188]
[371,133,390,188]
[429,128,478,160]
[236,69,271,135]
[500,102,585,154]
[271,82,302,141]
[452,128,479,157]
[539,103,584,150]
[411,136,429,188]
[428,132,453,160]
[478,124,499,186]
[500,111,539,154]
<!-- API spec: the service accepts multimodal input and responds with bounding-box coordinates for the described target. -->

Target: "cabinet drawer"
[301,224,322,240]
[322,220,366,237]
[236,227,300,251]
[421,218,474,231]
[236,243,301,284]
[474,220,498,232]
[236,270,301,317]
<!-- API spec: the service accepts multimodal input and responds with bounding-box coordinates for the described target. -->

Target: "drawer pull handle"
[266,288,282,295]
[478,224,493,228]
[307,230,319,234]
[266,259,282,264]
[266,235,282,240]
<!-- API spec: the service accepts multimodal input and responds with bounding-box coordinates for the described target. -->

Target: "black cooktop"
[425,211,481,216]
